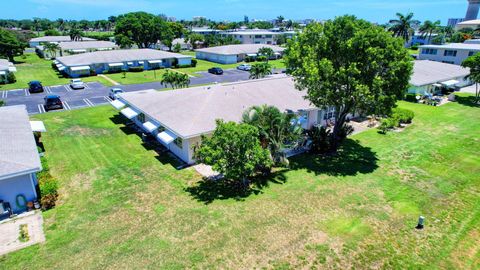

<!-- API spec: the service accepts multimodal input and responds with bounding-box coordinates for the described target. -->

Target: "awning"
[148,60,163,64]
[157,130,177,145]
[432,83,442,87]
[71,66,90,71]
[441,80,459,87]
[110,99,126,110]
[127,62,134,65]
[274,52,282,55]
[108,63,124,67]
[8,67,17,72]
[97,47,112,51]
[30,121,46,132]
[0,71,5,75]
[138,61,145,64]
[58,66,66,71]
[72,49,87,53]
[247,53,257,57]
[120,107,139,119]
[142,121,159,133]
[53,60,59,64]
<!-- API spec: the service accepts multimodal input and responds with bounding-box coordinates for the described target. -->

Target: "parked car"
[28,81,44,93]
[44,95,63,111]
[109,88,124,100]
[70,79,85,90]
[208,67,223,75]
[237,64,252,71]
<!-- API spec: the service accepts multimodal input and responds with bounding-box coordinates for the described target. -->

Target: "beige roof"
[0,105,42,180]
[119,76,314,138]
[30,36,96,42]
[59,41,118,50]
[195,44,284,55]
[411,60,470,86]
[56,49,191,67]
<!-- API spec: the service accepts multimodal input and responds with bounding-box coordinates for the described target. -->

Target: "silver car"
[109,88,124,100]
[70,79,85,90]
[237,64,252,71]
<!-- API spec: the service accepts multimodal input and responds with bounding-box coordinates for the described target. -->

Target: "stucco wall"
[196,52,237,64]
[0,174,37,213]
[418,48,480,65]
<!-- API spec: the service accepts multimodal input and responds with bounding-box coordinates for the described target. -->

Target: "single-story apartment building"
[195,44,285,64]
[409,60,471,94]
[55,49,192,78]
[29,36,96,47]
[0,105,46,215]
[0,59,17,84]
[418,42,480,65]
[153,38,192,51]
[113,76,339,164]
[221,30,296,45]
[36,41,119,59]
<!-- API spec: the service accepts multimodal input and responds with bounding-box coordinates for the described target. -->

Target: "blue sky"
[2,0,468,24]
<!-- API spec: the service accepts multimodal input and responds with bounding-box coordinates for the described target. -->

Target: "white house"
[55,49,192,78]
[221,30,296,45]
[0,105,46,215]
[113,76,339,165]
[0,59,17,84]
[409,60,471,94]
[36,41,119,59]
[29,36,96,47]
[195,44,284,64]
[418,43,480,65]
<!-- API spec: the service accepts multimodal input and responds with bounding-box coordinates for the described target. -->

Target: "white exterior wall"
[418,47,480,65]
[195,52,238,64]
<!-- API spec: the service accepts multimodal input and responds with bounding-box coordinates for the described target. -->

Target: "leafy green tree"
[461,53,480,103]
[185,33,204,50]
[160,70,190,89]
[388,12,419,42]
[114,12,168,48]
[44,29,61,36]
[162,22,185,51]
[195,120,272,184]
[249,62,272,79]
[0,28,26,62]
[419,20,441,43]
[285,16,413,151]
[173,43,182,53]
[242,105,302,166]
[69,28,84,41]
[258,47,274,63]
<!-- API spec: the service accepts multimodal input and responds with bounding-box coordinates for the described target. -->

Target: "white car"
[70,79,85,90]
[237,64,252,71]
[109,88,124,100]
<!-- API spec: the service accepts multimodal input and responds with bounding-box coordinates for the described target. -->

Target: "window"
[255,35,263,38]
[174,137,183,149]
[158,126,166,133]
[266,35,272,38]
[137,113,145,123]
[442,61,455,64]
[469,51,477,56]
[444,50,457,57]
[422,48,437,55]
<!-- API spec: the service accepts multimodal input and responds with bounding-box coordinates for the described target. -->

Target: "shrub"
[0,100,5,107]
[337,124,354,140]
[392,108,414,124]
[404,93,417,102]
[191,58,197,67]
[38,158,59,210]
[378,118,398,134]
[6,72,16,83]
[256,55,267,62]
[410,44,419,50]
[307,126,332,154]
[176,64,192,69]
[245,56,255,63]
[128,66,144,72]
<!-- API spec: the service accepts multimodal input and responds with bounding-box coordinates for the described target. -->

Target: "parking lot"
[1,69,266,115]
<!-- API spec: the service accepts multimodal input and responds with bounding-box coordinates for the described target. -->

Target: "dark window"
[444,50,457,57]
[422,48,437,55]
[469,51,476,56]
[138,113,145,123]
[174,137,183,149]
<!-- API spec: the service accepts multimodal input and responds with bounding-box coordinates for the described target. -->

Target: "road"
[3,69,252,115]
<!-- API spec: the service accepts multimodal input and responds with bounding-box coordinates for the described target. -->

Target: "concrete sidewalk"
[0,211,45,256]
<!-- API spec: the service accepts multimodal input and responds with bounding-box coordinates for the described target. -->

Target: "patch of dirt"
[61,126,111,136]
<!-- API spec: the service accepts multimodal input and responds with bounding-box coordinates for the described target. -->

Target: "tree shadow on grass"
[289,138,378,177]
[456,95,479,108]
[185,169,289,204]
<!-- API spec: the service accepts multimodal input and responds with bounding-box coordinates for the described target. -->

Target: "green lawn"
[409,48,420,55]
[104,69,168,85]
[0,96,478,269]
[0,53,114,91]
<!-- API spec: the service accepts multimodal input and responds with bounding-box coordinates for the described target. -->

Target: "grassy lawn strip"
[0,96,478,269]
[0,53,114,91]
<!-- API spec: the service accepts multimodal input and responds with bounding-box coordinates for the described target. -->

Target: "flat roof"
[30,36,96,42]
[59,41,118,50]
[0,105,42,179]
[56,49,191,67]
[420,43,480,50]
[195,44,284,55]
[119,76,314,138]
[223,31,288,35]
[411,60,470,86]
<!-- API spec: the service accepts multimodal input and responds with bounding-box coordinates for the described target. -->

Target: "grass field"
[0,53,114,91]
[103,69,168,85]
[0,96,478,269]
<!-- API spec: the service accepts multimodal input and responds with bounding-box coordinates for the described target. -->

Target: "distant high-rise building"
[448,18,465,27]
[244,15,249,24]
[465,0,480,20]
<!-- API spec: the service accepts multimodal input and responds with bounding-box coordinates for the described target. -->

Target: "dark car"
[28,81,44,93]
[44,95,63,111]
[208,67,223,75]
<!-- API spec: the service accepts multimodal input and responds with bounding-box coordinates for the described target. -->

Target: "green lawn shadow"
[456,94,479,108]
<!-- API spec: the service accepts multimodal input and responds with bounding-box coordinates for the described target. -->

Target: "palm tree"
[388,12,419,42]
[44,42,60,59]
[56,18,65,31]
[461,53,480,104]
[249,62,272,79]
[161,70,190,89]
[257,47,275,63]
[69,28,83,41]
[419,20,441,44]
[276,16,285,27]
[242,105,302,165]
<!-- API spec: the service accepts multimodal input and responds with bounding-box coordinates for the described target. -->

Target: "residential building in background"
[0,59,16,83]
[418,43,480,65]
[35,41,119,59]
[455,19,480,30]
[447,18,465,27]
[195,44,284,64]
[221,30,296,45]
[28,36,96,47]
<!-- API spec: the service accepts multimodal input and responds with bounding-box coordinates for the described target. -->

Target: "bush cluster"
[245,56,255,63]
[404,93,417,102]
[128,66,144,72]
[378,108,415,134]
[191,59,197,67]
[307,124,354,154]
[38,158,59,210]
[256,55,267,62]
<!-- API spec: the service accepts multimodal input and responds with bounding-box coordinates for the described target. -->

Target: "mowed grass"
[104,69,169,85]
[0,96,479,269]
[0,53,114,91]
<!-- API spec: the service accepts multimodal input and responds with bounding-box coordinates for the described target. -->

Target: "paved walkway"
[98,74,120,85]
[0,211,45,256]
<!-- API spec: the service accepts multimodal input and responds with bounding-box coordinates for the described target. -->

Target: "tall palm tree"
[69,28,83,41]
[44,42,60,59]
[388,12,419,42]
[242,105,302,165]
[419,20,441,43]
[249,62,272,79]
